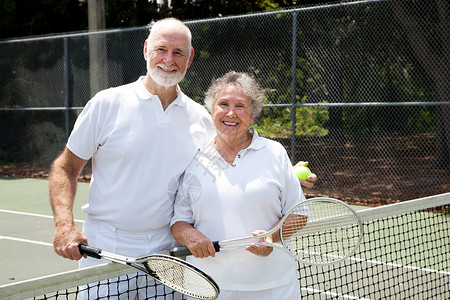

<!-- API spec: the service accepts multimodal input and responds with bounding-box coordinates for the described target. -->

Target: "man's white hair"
[148,18,192,51]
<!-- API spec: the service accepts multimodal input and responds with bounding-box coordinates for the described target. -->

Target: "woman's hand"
[245,230,274,257]
[294,161,318,189]
[171,221,216,258]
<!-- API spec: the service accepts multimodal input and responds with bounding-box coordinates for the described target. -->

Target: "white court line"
[301,287,371,300]
[0,236,53,247]
[0,209,84,223]
[0,210,84,248]
[300,255,449,300]
[348,256,450,275]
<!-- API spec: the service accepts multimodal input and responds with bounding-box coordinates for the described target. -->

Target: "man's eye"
[173,51,183,56]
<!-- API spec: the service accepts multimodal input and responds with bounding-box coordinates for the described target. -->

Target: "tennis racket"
[173,197,363,265]
[79,245,220,299]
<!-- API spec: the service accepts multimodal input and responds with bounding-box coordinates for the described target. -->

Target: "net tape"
[0,193,448,300]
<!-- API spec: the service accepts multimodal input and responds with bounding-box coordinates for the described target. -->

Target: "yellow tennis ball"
[295,166,311,180]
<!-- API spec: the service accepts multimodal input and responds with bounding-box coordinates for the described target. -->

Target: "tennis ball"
[295,166,311,180]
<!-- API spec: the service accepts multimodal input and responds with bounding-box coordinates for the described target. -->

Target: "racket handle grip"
[170,246,192,257]
[79,244,102,259]
[213,241,220,252]
[170,242,221,257]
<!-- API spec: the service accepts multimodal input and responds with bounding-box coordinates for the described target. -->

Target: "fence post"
[63,37,70,138]
[290,11,298,163]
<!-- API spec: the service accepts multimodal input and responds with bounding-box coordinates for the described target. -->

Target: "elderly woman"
[170,71,304,299]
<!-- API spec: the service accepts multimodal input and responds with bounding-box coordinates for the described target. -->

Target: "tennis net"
[1,193,448,300]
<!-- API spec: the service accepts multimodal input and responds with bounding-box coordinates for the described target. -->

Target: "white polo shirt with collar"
[171,130,306,291]
[67,77,215,233]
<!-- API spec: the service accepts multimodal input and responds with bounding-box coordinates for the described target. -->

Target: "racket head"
[280,197,363,265]
[137,254,220,299]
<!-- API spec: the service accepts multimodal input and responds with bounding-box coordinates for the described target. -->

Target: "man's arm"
[49,147,88,260]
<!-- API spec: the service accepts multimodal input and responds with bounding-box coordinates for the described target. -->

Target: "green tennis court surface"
[0,178,449,299]
[0,178,88,285]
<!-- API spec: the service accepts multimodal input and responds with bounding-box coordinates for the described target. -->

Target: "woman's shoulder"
[254,133,286,152]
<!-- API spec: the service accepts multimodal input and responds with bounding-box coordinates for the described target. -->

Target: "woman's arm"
[171,221,217,258]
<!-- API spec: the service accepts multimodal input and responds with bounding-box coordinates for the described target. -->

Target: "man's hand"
[53,223,87,260]
[294,161,317,189]
[49,147,88,260]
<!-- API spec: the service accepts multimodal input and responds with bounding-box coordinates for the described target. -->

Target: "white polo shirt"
[171,131,306,291]
[68,77,215,232]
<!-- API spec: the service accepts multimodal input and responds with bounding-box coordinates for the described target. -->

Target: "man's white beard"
[147,61,186,88]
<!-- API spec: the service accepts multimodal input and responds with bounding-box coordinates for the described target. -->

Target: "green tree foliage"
[0,0,326,39]
[171,0,297,20]
[105,0,159,28]
[253,105,329,138]
[0,0,88,39]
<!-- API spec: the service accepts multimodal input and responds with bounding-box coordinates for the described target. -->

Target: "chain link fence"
[1,0,449,203]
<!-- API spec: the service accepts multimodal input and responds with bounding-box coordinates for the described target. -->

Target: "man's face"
[145,26,193,87]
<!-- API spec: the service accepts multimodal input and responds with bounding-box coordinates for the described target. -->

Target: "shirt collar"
[246,129,265,150]
[201,129,265,157]
[135,76,186,107]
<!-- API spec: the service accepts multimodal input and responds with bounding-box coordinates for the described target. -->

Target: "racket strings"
[145,258,218,299]
[290,224,360,260]
[281,216,308,236]
[280,200,362,264]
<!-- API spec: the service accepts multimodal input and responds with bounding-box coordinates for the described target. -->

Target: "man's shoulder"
[181,94,202,107]
[96,81,137,97]
[87,81,139,109]
[181,93,210,116]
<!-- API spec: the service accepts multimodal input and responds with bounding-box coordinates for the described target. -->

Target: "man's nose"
[163,52,175,64]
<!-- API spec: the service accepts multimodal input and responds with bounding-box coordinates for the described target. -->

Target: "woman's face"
[212,84,255,140]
